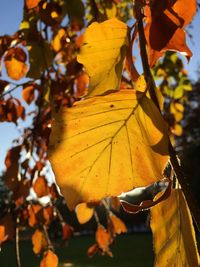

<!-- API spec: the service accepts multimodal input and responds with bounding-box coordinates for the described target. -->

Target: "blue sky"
[0,1,199,172]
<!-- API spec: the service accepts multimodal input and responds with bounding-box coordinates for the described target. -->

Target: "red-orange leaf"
[40,250,58,267]
[87,243,98,258]
[144,0,196,66]
[62,223,73,241]
[26,0,41,9]
[95,225,112,253]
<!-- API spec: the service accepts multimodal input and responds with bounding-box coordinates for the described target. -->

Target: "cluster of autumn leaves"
[0,0,200,266]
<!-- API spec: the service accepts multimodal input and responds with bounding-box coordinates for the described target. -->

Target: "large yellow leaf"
[48,90,169,209]
[151,189,200,267]
[77,18,128,96]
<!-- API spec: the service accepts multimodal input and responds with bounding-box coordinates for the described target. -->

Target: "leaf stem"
[15,218,21,267]
[134,1,200,232]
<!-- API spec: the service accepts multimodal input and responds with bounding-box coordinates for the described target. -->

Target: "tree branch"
[134,1,200,232]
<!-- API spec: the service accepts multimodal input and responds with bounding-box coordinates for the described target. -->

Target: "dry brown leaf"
[151,189,200,267]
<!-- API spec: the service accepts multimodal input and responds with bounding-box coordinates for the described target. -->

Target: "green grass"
[0,233,154,267]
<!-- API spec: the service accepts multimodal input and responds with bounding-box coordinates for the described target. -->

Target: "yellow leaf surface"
[40,250,58,267]
[48,90,169,209]
[135,75,164,110]
[75,203,94,224]
[151,189,200,267]
[77,18,128,96]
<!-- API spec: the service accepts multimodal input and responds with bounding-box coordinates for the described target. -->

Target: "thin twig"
[42,224,54,251]
[15,218,21,267]
[0,84,21,98]
[134,1,200,232]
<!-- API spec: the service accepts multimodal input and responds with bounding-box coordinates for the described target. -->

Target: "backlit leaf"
[151,189,200,267]
[49,90,169,210]
[109,214,127,235]
[22,84,35,105]
[40,250,58,267]
[0,225,7,245]
[26,0,41,9]
[0,214,15,244]
[32,229,47,254]
[144,0,196,66]
[96,225,112,253]
[77,18,128,96]
[4,47,28,80]
[33,176,49,198]
[75,203,94,224]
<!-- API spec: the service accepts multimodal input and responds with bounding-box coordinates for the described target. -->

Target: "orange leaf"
[40,250,58,267]
[95,225,111,253]
[0,214,15,243]
[32,229,47,254]
[0,226,8,245]
[4,47,28,80]
[87,243,98,258]
[26,0,41,9]
[28,204,42,227]
[33,176,49,198]
[22,85,35,105]
[144,0,196,66]
[109,214,127,235]
[75,203,94,224]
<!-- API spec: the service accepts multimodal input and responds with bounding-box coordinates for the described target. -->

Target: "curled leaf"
[120,178,171,213]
